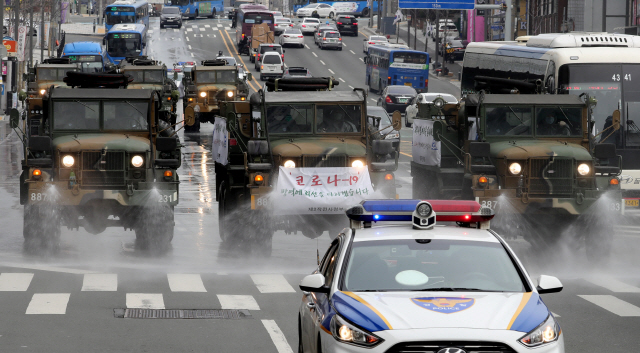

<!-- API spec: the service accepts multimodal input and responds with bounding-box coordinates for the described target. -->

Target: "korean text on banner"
[412,119,441,166]
[17,26,27,62]
[211,118,228,165]
[274,167,374,215]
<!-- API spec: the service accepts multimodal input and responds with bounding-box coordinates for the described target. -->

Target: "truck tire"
[362,7,369,17]
[209,9,216,18]
[23,204,61,252]
[135,207,174,251]
[218,183,241,242]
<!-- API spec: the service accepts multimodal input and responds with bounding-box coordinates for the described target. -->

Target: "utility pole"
[99,0,104,25]
[413,9,416,50]
[29,1,34,68]
[14,0,20,42]
[40,0,45,62]
[434,10,438,71]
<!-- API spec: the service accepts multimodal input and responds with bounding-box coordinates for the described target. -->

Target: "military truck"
[11,72,190,251]
[119,57,180,126]
[183,59,252,132]
[214,78,401,255]
[26,58,80,98]
[410,93,622,259]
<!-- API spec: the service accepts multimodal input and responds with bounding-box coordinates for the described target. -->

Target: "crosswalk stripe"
[167,274,207,292]
[26,294,70,314]
[217,24,223,27]
[82,274,117,291]
[217,295,260,310]
[262,320,294,353]
[0,273,33,291]
[251,274,296,293]
[126,293,165,309]
[585,277,640,293]
[397,176,412,184]
[579,295,640,316]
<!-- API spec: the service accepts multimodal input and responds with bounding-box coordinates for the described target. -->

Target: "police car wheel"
[297,318,304,353]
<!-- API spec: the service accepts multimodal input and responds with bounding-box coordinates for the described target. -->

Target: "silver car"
[319,31,342,50]
[299,17,321,35]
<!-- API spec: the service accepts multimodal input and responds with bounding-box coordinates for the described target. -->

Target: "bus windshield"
[393,52,427,64]
[66,55,103,73]
[244,13,274,24]
[106,33,142,58]
[105,9,136,26]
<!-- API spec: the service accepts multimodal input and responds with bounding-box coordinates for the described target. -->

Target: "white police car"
[298,200,564,353]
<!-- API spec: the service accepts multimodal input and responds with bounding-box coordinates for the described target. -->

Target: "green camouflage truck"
[26,58,80,98]
[214,78,401,256]
[410,93,622,260]
[11,72,188,251]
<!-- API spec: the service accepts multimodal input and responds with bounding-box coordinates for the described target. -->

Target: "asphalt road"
[0,15,640,352]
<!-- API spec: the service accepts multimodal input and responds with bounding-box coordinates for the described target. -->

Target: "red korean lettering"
[296,176,305,186]
[311,175,322,186]
[327,175,338,187]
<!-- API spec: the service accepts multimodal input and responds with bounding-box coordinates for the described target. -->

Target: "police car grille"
[528,158,574,196]
[302,155,348,167]
[81,151,126,187]
[386,341,517,353]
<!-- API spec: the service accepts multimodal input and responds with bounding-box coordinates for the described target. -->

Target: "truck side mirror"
[183,106,196,126]
[9,108,19,129]
[247,72,252,81]
[392,111,402,131]
[612,109,621,130]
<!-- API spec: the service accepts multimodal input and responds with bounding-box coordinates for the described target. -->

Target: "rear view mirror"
[9,108,20,129]
[612,109,621,130]
[247,72,252,81]
[536,275,563,294]
[299,274,329,293]
[392,111,402,131]
[183,106,196,126]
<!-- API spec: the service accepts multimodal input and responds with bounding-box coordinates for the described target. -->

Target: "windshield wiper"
[124,100,146,118]
[74,100,96,112]
[507,106,525,125]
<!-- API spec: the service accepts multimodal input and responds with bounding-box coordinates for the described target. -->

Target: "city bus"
[236,8,274,55]
[461,32,640,205]
[61,41,109,72]
[293,0,377,17]
[104,0,150,32]
[365,45,429,93]
[104,24,148,65]
[163,0,222,19]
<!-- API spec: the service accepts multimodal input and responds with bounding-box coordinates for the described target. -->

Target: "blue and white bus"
[164,0,223,19]
[104,24,148,65]
[61,41,109,72]
[104,0,150,32]
[293,0,377,17]
[365,45,429,93]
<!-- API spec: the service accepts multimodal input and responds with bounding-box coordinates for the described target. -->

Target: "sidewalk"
[62,13,105,35]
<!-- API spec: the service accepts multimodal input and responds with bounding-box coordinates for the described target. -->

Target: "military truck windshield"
[196,71,236,83]
[485,106,533,136]
[535,107,582,137]
[217,71,236,82]
[267,104,313,133]
[104,101,149,130]
[128,70,164,83]
[317,104,362,133]
[37,68,73,81]
[53,101,100,130]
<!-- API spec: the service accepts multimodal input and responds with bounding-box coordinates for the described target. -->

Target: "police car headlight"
[62,155,75,168]
[284,160,296,168]
[351,160,365,168]
[509,162,522,175]
[577,163,590,176]
[330,314,382,347]
[519,314,560,347]
[200,91,207,98]
[227,90,234,98]
[416,202,432,217]
[131,155,144,168]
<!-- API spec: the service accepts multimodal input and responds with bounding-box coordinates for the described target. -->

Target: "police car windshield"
[342,239,525,292]
[485,106,533,136]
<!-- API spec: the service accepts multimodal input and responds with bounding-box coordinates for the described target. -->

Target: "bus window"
[393,52,427,64]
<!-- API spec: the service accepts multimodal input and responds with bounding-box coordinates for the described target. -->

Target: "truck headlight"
[200,91,207,98]
[352,160,365,168]
[131,155,144,168]
[330,314,382,347]
[284,160,295,168]
[227,90,234,98]
[509,162,522,175]
[519,314,560,347]
[577,163,590,176]
[39,89,46,95]
[62,155,75,168]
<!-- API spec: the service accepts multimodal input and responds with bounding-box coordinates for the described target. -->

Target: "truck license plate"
[626,199,639,207]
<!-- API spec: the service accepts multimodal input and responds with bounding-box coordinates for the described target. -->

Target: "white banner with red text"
[211,117,228,165]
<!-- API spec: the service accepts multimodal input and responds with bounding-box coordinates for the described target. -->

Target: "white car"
[298,199,565,353]
[274,17,293,35]
[363,35,388,53]
[259,51,284,81]
[272,10,283,18]
[296,3,336,19]
[279,28,305,48]
[405,93,458,127]
[299,17,321,35]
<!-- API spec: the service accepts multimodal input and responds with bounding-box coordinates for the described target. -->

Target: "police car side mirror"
[299,274,329,293]
[536,275,563,294]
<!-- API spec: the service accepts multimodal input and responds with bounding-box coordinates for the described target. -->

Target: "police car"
[298,200,564,353]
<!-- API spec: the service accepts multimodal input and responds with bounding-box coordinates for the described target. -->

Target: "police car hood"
[491,140,591,160]
[53,134,151,153]
[332,291,549,333]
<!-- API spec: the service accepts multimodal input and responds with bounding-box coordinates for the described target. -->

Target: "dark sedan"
[377,85,417,114]
[160,6,182,28]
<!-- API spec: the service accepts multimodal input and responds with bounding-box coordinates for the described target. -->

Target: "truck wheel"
[135,207,174,251]
[209,9,216,18]
[362,7,369,17]
[218,183,238,242]
[329,12,334,19]
[23,204,61,252]
[584,219,613,264]
[255,234,273,257]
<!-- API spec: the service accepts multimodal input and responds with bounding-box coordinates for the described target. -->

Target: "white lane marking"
[305,44,310,49]
[188,44,192,50]
[370,98,376,102]
[191,52,194,57]
[349,49,355,54]
[0,263,96,274]
[312,52,318,57]
[320,60,325,65]
[251,274,296,293]
[187,28,193,32]
[192,24,198,28]
[585,277,640,293]
[186,36,190,42]
[207,34,211,37]
[359,57,364,62]
[214,34,217,38]
[262,320,294,353]
[328,69,334,74]
[225,27,231,31]
[348,85,354,89]
[148,30,154,34]
[178,38,182,41]
[174,28,179,32]
[26,294,70,314]
[338,77,345,82]
[0,273,33,291]
[579,295,640,316]
[126,293,165,309]
[82,274,117,291]
[167,274,207,292]
[205,24,211,28]
[342,42,346,47]
[217,23,223,27]
[217,295,260,310]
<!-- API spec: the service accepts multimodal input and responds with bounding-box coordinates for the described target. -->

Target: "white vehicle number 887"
[30,193,52,202]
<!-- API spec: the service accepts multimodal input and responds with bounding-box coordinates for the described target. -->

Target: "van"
[254,43,284,70]
[259,51,284,81]
[433,23,459,40]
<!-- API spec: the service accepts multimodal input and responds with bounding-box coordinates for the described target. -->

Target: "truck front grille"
[528,158,574,196]
[302,154,348,168]
[81,151,126,187]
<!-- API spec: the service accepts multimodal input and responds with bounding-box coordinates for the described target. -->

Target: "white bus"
[461,32,640,205]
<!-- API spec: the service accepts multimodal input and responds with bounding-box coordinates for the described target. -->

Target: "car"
[363,35,388,53]
[160,6,182,28]
[367,105,400,151]
[254,43,284,71]
[296,3,336,18]
[405,92,458,127]
[433,23,460,40]
[299,17,321,35]
[274,17,293,35]
[298,199,565,353]
[272,10,283,18]
[335,15,358,36]
[259,51,284,81]
[314,25,337,45]
[279,28,305,48]
[319,31,342,50]
[377,85,417,114]
[439,38,468,62]
[282,66,312,78]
